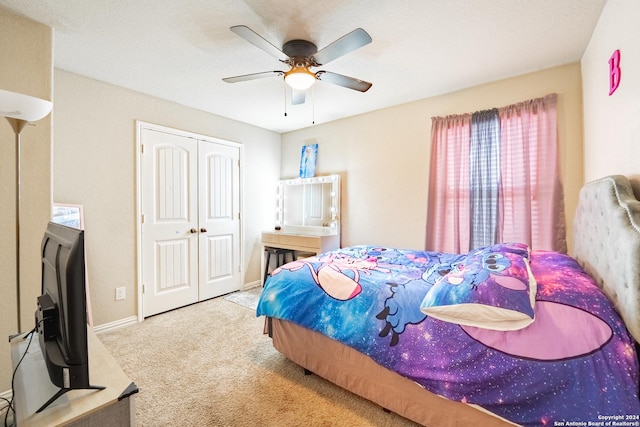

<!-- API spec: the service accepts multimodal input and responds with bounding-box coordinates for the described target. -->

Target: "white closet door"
[141,128,199,317]
[197,140,241,300]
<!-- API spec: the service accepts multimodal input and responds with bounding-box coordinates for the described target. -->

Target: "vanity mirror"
[275,174,340,235]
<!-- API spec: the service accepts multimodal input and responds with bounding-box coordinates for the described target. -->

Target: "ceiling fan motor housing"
[283,39,318,61]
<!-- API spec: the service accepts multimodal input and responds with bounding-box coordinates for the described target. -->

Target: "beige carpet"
[98,289,420,427]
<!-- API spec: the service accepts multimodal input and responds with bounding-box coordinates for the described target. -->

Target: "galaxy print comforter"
[256,244,640,426]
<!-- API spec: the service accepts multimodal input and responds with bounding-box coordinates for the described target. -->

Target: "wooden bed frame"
[267,175,640,426]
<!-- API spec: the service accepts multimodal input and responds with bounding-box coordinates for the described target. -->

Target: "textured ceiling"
[0,0,607,133]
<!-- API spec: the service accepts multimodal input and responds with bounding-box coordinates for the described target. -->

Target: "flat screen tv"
[35,221,103,413]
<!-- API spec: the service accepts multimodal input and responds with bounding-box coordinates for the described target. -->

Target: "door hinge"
[142,284,145,294]
[141,144,144,154]
[141,214,145,224]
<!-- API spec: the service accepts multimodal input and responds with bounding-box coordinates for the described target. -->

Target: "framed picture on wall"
[299,143,318,178]
[52,203,84,229]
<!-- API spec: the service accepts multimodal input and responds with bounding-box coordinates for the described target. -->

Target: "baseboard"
[242,280,260,291]
[93,284,260,334]
[93,316,139,334]
[1,388,11,402]
[0,390,13,426]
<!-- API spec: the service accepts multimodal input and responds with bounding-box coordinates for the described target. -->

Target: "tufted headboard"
[572,175,640,343]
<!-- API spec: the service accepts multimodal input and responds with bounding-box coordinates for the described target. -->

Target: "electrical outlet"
[115,287,126,301]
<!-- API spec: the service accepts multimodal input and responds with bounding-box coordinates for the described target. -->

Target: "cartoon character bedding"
[256,244,640,426]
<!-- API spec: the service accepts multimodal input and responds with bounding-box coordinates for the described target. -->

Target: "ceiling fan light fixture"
[284,67,316,91]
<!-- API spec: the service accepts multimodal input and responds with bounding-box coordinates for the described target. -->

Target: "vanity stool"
[263,247,296,285]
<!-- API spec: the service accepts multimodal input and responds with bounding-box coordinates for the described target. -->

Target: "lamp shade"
[284,67,316,91]
[0,88,52,122]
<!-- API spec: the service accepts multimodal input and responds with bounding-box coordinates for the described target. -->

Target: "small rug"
[223,287,262,310]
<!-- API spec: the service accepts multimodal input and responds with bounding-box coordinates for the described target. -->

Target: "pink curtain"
[426,114,472,253]
[498,94,566,252]
[426,94,566,253]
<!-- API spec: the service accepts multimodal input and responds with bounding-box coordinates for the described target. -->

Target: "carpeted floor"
[98,289,420,427]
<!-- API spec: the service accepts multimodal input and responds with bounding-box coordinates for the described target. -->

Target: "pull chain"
[312,85,315,125]
[283,80,288,117]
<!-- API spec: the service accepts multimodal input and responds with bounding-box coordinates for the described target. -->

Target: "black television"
[34,221,103,413]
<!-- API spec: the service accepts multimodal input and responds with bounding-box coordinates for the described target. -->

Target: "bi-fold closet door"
[139,125,241,317]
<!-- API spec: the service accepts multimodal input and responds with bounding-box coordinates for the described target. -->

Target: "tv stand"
[10,327,137,426]
[37,383,106,414]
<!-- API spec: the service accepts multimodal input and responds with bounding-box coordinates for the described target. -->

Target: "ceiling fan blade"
[291,90,305,105]
[312,28,372,66]
[230,25,289,61]
[222,71,284,83]
[316,71,372,92]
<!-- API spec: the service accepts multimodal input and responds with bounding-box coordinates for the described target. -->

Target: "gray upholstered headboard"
[572,175,640,343]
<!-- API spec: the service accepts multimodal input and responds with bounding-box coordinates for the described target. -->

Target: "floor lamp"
[0,88,52,333]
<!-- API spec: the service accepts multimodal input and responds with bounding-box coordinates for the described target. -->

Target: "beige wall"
[582,0,640,181]
[0,9,53,393]
[282,64,584,252]
[52,70,281,327]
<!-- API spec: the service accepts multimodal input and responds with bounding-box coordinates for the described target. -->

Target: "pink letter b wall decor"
[609,49,621,95]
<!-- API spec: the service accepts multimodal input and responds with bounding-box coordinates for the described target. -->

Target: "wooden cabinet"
[10,328,136,426]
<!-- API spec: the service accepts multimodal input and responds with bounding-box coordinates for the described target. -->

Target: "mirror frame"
[275,174,340,235]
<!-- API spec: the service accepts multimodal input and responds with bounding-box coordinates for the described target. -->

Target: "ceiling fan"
[223,25,373,105]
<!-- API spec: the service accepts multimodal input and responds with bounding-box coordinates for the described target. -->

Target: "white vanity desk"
[261,175,341,284]
[261,229,340,254]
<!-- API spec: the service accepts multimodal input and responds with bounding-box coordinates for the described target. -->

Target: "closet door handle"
[200,228,207,233]
[190,228,197,234]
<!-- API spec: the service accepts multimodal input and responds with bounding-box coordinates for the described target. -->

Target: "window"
[426,94,566,253]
